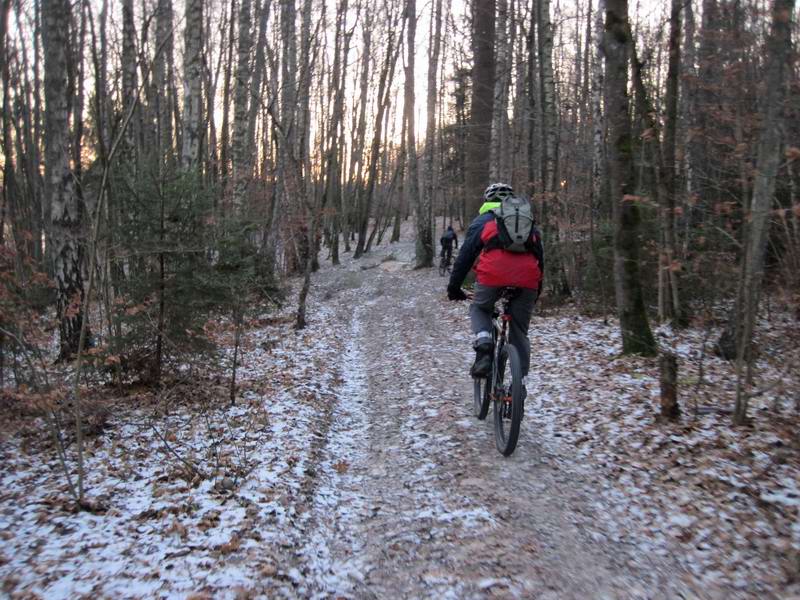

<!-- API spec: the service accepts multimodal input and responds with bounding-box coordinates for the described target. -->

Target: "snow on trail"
[291,244,692,599]
[294,308,372,597]
[1,230,796,599]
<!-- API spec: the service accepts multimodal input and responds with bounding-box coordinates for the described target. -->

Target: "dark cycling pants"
[469,284,538,377]
[440,245,453,262]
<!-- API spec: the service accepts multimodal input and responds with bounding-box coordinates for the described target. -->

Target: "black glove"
[447,285,468,301]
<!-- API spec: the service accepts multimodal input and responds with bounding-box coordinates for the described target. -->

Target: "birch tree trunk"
[604,0,656,356]
[1,0,14,254]
[181,0,203,171]
[219,0,235,183]
[43,0,88,359]
[538,0,557,194]
[733,0,795,425]
[121,0,138,162]
[490,0,509,180]
[154,0,174,166]
[465,0,495,219]
[232,0,253,208]
[526,2,538,198]
[247,0,272,159]
[424,0,443,253]
[406,0,430,268]
[70,4,87,188]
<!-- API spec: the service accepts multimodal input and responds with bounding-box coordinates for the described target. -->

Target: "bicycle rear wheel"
[473,376,490,420]
[438,256,447,276]
[492,343,524,456]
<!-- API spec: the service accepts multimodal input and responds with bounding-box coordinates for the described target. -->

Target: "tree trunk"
[660,0,683,324]
[526,2,538,198]
[407,0,430,268]
[591,0,605,219]
[325,0,350,265]
[154,0,174,166]
[422,0,442,259]
[733,0,795,425]
[490,0,509,180]
[354,6,400,258]
[43,0,88,359]
[232,0,253,208]
[121,0,138,163]
[278,0,297,224]
[604,0,656,356]
[181,0,203,171]
[659,352,680,420]
[538,0,557,194]
[219,0,236,183]
[465,0,494,219]
[247,0,272,159]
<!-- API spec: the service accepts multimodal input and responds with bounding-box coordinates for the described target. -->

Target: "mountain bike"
[438,251,454,277]
[472,288,525,456]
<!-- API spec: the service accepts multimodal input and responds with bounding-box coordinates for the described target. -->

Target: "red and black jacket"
[448,212,544,291]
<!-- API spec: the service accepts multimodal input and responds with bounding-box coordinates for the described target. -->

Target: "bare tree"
[121,0,138,161]
[406,0,430,268]
[733,0,795,425]
[324,0,353,266]
[591,0,605,220]
[423,0,443,255]
[354,2,402,258]
[537,0,556,194]
[490,0,510,180]
[659,0,683,324]
[181,0,203,170]
[153,0,175,165]
[232,0,253,207]
[42,0,88,360]
[465,0,495,218]
[604,0,656,356]
[219,0,236,183]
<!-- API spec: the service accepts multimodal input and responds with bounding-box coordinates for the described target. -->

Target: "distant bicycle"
[438,252,454,277]
[472,288,525,456]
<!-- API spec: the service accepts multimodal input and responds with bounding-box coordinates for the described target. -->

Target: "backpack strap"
[484,227,542,256]
[483,234,504,252]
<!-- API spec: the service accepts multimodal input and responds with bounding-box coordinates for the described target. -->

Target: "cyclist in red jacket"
[447,183,544,392]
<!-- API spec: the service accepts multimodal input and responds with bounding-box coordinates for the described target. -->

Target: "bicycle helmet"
[483,182,514,202]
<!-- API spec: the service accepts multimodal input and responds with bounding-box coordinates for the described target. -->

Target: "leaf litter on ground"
[0,224,798,598]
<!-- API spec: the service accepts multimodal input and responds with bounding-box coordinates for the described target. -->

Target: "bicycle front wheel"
[473,376,490,420]
[493,343,524,456]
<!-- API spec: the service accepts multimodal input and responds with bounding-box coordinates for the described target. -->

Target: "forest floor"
[1,225,799,599]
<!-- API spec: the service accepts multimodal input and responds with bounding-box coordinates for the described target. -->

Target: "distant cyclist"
[446,182,544,395]
[440,225,459,265]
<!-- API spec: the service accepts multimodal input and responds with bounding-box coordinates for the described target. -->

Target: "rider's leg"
[507,289,538,399]
[469,284,500,377]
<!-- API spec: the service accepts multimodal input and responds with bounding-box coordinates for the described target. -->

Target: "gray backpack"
[492,195,535,253]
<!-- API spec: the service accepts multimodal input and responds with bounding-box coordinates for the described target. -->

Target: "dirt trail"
[289,245,696,599]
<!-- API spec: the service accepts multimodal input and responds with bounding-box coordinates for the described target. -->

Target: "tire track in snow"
[289,243,694,599]
[295,307,373,598]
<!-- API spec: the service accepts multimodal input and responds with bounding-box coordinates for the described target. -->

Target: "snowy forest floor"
[1,225,799,599]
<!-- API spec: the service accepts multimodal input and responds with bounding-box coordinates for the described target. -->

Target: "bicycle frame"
[489,299,513,406]
[471,287,525,455]
[438,251,454,275]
